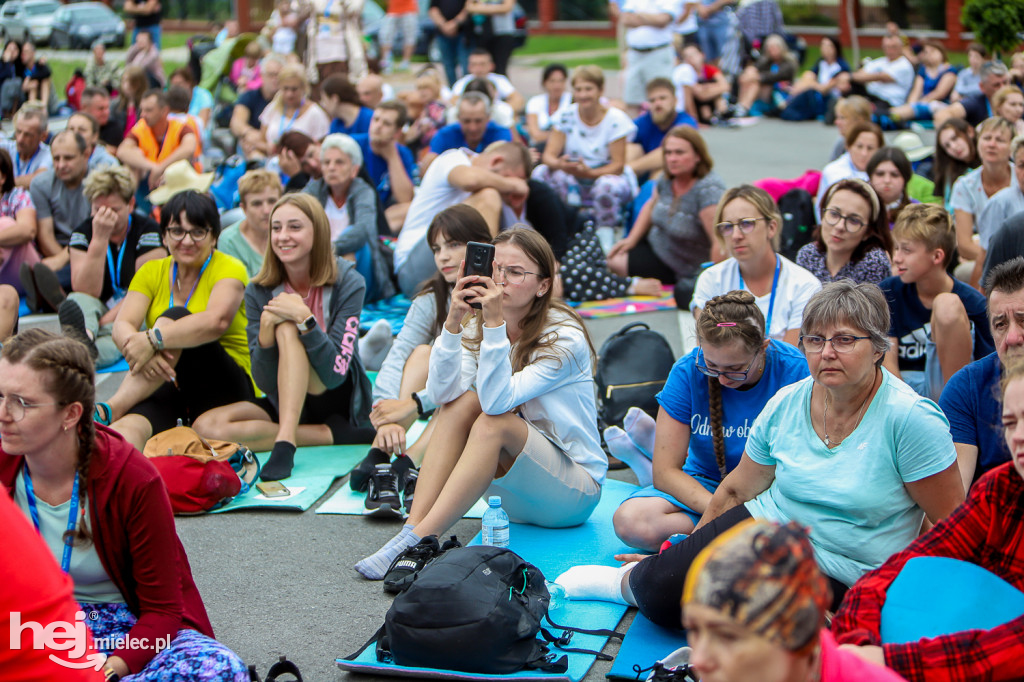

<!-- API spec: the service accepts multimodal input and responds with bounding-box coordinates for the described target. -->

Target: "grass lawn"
[517,34,617,56]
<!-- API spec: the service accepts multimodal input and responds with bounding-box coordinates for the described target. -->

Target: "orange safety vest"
[129,117,202,171]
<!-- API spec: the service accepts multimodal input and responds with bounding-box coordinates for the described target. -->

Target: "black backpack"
[596,322,676,428]
[776,188,817,261]
[355,546,621,674]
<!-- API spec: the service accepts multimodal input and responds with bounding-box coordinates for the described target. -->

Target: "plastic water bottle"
[566,183,582,208]
[545,581,567,614]
[481,496,509,548]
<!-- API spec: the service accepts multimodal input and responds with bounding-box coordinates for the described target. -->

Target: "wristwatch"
[151,327,165,350]
[297,315,317,333]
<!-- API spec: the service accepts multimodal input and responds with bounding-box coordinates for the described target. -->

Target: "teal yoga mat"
[210,443,369,512]
[337,478,639,682]
[881,556,1024,644]
[606,614,686,680]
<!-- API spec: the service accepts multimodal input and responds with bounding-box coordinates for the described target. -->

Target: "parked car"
[362,0,527,64]
[0,0,62,46]
[49,2,127,49]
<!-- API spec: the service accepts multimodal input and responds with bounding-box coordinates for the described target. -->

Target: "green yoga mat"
[210,444,369,513]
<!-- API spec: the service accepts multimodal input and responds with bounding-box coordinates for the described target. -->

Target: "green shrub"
[962,0,1024,57]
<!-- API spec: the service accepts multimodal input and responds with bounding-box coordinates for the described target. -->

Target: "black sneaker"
[639,647,697,682]
[350,447,390,492]
[32,263,65,313]
[58,299,98,361]
[363,463,402,518]
[399,466,418,516]
[19,262,38,313]
[383,535,441,594]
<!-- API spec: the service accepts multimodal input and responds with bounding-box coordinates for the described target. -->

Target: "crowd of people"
[2,5,1024,681]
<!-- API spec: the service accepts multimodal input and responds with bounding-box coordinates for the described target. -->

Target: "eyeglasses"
[716,217,766,237]
[0,393,61,422]
[800,334,871,353]
[822,208,867,233]
[166,226,210,242]
[494,265,537,285]
[695,347,759,381]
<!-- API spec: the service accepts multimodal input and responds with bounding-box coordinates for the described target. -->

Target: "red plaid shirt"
[833,463,1024,681]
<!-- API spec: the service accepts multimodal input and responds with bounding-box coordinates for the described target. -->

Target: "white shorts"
[380,12,419,49]
[486,423,602,528]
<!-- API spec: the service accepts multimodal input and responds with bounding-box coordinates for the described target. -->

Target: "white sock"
[623,406,656,457]
[359,319,393,372]
[355,529,420,580]
[605,426,653,487]
[555,563,637,605]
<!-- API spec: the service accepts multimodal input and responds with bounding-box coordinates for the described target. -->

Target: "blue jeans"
[437,32,468,89]
[697,11,732,63]
[132,24,162,48]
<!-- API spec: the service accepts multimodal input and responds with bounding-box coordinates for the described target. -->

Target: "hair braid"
[707,375,727,478]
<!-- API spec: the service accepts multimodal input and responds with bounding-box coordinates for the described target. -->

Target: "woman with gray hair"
[304,133,394,302]
[556,280,965,630]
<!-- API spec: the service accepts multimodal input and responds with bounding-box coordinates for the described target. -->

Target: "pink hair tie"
[716,322,737,327]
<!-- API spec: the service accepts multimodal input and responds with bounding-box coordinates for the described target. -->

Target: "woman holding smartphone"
[355,228,606,590]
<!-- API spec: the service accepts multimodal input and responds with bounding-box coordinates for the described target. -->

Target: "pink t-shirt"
[821,630,908,682]
[284,282,326,331]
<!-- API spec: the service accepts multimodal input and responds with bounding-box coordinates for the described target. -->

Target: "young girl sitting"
[355,228,606,588]
[349,205,493,516]
[194,194,374,480]
[612,291,809,551]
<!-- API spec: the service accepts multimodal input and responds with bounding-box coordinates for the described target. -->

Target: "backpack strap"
[614,322,651,337]
[524,652,569,674]
[538,628,615,661]
[339,624,386,663]
[544,613,625,640]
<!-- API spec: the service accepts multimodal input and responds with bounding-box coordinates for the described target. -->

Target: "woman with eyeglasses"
[0,329,249,681]
[557,281,964,630]
[100,191,254,451]
[691,185,821,346]
[612,291,809,552]
[797,178,893,286]
[356,228,606,591]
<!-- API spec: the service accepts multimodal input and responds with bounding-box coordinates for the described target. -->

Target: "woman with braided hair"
[0,329,248,681]
[612,290,809,552]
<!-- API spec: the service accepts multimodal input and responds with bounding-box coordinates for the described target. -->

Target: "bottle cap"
[488,495,501,506]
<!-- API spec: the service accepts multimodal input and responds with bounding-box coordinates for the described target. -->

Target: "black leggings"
[128,307,255,434]
[629,506,848,629]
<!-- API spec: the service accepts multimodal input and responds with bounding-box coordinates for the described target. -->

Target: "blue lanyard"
[14,148,39,176]
[106,216,131,300]
[170,252,213,309]
[738,254,781,335]
[23,466,80,574]
[280,101,303,136]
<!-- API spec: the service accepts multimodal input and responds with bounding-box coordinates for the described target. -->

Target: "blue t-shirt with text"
[656,339,809,482]
[879,276,994,373]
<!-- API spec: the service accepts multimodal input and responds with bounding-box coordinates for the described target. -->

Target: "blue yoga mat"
[606,614,686,680]
[337,479,639,682]
[881,556,1024,644]
[210,443,370,512]
[98,357,129,374]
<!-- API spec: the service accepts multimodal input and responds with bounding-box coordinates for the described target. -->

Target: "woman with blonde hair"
[691,185,821,345]
[993,85,1024,136]
[195,194,373,481]
[356,228,606,590]
[532,65,637,229]
[258,65,331,153]
[608,125,726,286]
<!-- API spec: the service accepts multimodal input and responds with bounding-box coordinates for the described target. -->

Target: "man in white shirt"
[620,0,682,116]
[394,141,530,296]
[840,34,914,110]
[450,49,526,112]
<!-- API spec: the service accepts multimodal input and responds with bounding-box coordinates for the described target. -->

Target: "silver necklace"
[822,375,876,448]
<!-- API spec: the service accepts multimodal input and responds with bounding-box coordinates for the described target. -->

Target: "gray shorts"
[624,45,674,104]
[486,424,602,528]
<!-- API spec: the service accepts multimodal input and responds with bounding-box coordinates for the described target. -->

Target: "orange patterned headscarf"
[682,519,831,654]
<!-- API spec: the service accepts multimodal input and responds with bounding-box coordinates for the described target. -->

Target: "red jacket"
[1,425,214,674]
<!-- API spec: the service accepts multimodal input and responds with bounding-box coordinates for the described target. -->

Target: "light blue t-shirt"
[743,369,956,587]
[189,87,215,119]
[657,340,809,482]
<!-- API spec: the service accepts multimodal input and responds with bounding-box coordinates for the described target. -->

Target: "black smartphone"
[463,241,495,309]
